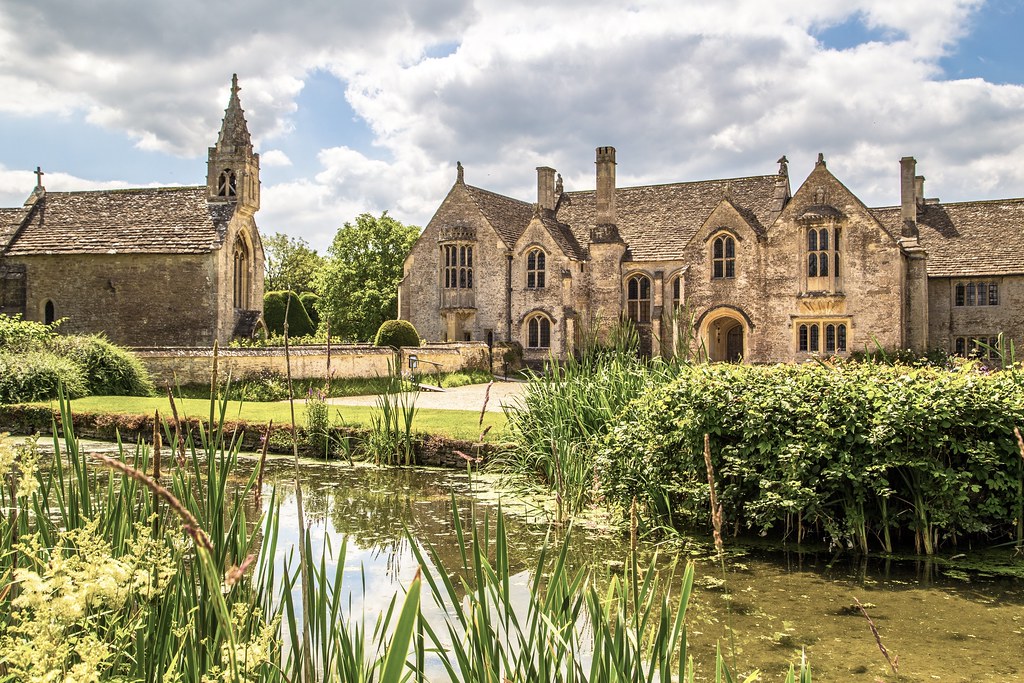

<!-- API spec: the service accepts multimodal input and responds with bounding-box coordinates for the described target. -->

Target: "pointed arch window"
[233,236,250,308]
[218,169,237,197]
[806,226,841,290]
[43,300,55,325]
[526,248,546,289]
[626,274,651,323]
[712,234,736,279]
[526,313,552,349]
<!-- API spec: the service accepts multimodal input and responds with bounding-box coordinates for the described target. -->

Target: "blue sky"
[0,0,1022,252]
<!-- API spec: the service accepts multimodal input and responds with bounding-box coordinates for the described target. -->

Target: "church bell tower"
[207,74,260,214]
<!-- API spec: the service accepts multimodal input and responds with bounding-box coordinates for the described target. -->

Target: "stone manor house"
[400,147,1024,363]
[0,75,265,347]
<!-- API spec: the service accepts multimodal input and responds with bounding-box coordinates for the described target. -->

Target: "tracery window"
[712,235,735,279]
[443,244,474,289]
[955,281,998,307]
[526,314,552,349]
[626,274,651,323]
[526,248,546,289]
[797,321,848,354]
[218,169,237,197]
[233,237,249,308]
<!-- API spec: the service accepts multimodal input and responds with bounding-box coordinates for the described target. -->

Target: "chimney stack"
[915,175,925,207]
[900,156,918,238]
[536,166,556,213]
[595,146,617,225]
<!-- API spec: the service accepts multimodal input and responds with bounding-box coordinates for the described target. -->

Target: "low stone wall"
[132,342,493,385]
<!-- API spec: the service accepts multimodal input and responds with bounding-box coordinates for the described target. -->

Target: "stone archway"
[705,314,745,363]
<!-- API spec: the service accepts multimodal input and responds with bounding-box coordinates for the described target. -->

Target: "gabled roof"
[537,214,586,260]
[0,207,28,252]
[463,185,534,248]
[556,175,780,261]
[3,187,236,256]
[871,198,1024,277]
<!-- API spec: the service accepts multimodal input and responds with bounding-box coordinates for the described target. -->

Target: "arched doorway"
[706,315,745,362]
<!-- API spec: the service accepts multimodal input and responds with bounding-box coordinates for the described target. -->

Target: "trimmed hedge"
[263,291,315,337]
[374,319,420,348]
[599,361,1024,554]
[299,292,321,330]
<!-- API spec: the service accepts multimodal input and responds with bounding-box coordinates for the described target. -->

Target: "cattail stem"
[703,434,724,555]
[855,597,899,675]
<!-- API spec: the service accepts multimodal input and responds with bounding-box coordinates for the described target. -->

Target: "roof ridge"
[37,185,204,197]
[871,196,1024,211]
[563,174,779,196]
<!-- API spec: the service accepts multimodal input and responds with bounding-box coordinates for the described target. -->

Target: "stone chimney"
[900,156,918,238]
[915,175,925,207]
[536,166,556,213]
[595,146,617,226]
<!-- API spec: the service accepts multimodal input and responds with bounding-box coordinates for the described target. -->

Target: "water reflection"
[65,441,1024,681]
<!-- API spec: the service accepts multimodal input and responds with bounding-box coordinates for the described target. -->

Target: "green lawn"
[57,396,507,442]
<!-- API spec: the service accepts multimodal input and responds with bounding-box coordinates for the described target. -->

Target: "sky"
[1,0,1022,253]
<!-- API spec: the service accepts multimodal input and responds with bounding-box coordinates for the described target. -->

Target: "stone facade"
[0,75,264,347]
[401,148,1024,363]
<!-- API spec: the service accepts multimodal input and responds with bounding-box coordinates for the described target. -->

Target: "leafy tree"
[263,232,324,293]
[314,212,420,342]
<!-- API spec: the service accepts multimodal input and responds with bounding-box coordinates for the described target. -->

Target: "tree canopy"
[314,212,420,342]
[264,232,324,294]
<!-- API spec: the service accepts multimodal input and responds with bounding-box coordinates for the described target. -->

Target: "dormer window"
[526,248,546,289]
[218,169,237,197]
[711,234,735,279]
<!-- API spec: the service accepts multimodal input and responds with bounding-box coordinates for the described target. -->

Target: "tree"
[263,232,324,294]
[314,212,420,342]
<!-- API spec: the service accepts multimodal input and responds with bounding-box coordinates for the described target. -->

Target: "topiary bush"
[263,290,315,338]
[373,320,420,348]
[299,292,321,330]
[0,351,88,403]
[48,335,155,397]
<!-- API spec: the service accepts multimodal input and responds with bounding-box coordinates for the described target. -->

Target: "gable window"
[712,235,735,279]
[526,248,546,289]
[443,244,473,289]
[955,281,998,306]
[233,237,249,308]
[626,274,651,323]
[526,314,552,349]
[797,320,848,354]
[218,169,237,197]
[805,227,841,291]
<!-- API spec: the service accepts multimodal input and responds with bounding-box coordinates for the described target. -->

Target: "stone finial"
[555,173,563,195]
[456,161,464,184]
[816,152,826,167]
[777,155,788,177]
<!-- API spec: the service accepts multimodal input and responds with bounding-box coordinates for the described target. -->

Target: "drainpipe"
[505,252,513,342]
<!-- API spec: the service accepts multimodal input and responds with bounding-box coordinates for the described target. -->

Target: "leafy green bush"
[49,335,154,397]
[263,290,315,337]
[0,351,89,403]
[374,319,420,348]
[0,314,55,353]
[599,361,1024,554]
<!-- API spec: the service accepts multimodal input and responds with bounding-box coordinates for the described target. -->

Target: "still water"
[71,441,1024,682]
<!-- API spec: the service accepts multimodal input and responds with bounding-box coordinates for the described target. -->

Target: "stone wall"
[134,342,492,385]
[927,276,1024,353]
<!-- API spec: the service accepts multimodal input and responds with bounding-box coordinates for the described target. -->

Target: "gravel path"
[324,380,527,413]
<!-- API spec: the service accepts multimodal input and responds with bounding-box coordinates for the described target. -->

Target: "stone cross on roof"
[35,166,44,188]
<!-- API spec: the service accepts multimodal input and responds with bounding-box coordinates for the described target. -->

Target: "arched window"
[44,300,55,325]
[626,274,651,323]
[712,235,735,279]
[218,169,237,197]
[671,275,682,309]
[526,314,552,349]
[526,248,546,289]
[807,227,840,283]
[233,236,249,308]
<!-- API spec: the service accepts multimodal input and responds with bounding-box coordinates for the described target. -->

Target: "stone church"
[0,75,265,347]
[400,147,1024,364]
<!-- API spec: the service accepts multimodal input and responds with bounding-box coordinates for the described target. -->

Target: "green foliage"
[0,315,152,402]
[599,361,1024,553]
[314,212,420,342]
[0,351,89,403]
[49,335,155,397]
[373,319,420,348]
[262,290,315,337]
[262,232,324,293]
[298,292,321,329]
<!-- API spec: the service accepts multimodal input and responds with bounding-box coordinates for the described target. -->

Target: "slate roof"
[556,175,781,261]
[464,185,534,248]
[538,215,586,260]
[0,207,28,252]
[3,187,236,256]
[871,198,1024,277]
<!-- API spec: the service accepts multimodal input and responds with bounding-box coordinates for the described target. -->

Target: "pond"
[56,440,1024,681]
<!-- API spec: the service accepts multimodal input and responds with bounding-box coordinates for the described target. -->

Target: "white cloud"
[0,0,1021,251]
